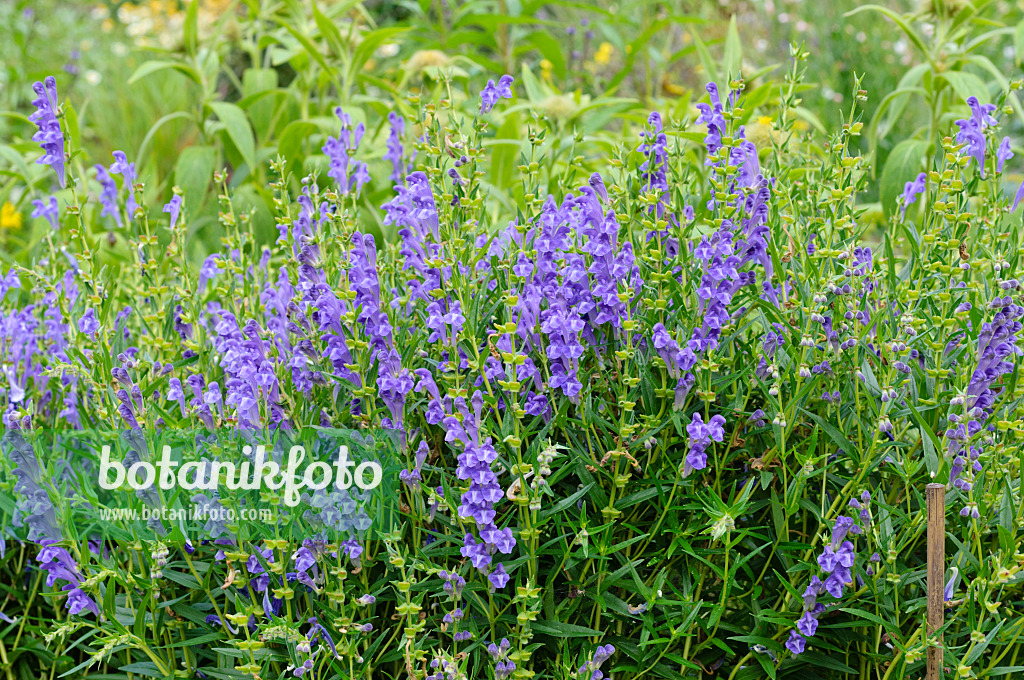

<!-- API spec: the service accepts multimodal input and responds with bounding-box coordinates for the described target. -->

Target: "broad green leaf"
[880,138,930,217]
[174,145,218,212]
[691,32,720,87]
[242,68,280,140]
[208,102,257,173]
[277,120,319,178]
[489,111,520,190]
[527,31,566,79]
[940,70,989,104]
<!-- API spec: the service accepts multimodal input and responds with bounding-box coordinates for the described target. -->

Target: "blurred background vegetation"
[1,0,1022,265]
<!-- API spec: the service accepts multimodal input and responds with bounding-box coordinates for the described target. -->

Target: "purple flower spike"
[29,76,65,188]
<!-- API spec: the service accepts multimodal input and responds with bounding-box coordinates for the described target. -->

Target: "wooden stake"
[927,482,945,680]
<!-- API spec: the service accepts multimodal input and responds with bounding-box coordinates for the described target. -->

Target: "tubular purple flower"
[110,151,139,218]
[900,172,927,217]
[78,309,99,336]
[1012,178,1024,212]
[94,165,121,227]
[997,137,1013,174]
[488,563,510,590]
[31,196,59,230]
[164,195,182,229]
[796,610,818,637]
[786,630,806,655]
[944,567,959,601]
[64,587,100,617]
[480,74,514,114]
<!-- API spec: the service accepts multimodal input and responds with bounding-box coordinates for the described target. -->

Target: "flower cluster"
[789,506,869,655]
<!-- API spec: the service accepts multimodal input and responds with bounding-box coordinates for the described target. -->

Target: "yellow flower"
[594,42,614,65]
[661,78,685,96]
[757,115,774,126]
[540,59,553,81]
[1,202,22,231]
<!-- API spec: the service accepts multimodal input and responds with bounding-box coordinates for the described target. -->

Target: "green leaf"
[840,608,899,638]
[184,0,200,56]
[63,102,80,151]
[532,620,603,637]
[940,70,989,104]
[539,482,593,518]
[118,662,165,679]
[277,120,319,178]
[1017,22,1024,66]
[802,411,857,462]
[527,31,566,79]
[691,32,720,87]
[518,63,545,104]
[0,145,34,184]
[489,112,520,190]
[174,145,218,212]
[242,68,280,140]
[312,3,346,58]
[350,27,410,82]
[208,102,257,173]
[128,60,201,86]
[723,15,741,78]
[844,5,932,67]
[880,138,929,217]
[137,111,195,168]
